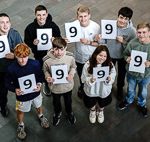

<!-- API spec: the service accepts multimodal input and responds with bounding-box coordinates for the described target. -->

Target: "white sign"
[0,35,10,58]
[18,74,37,95]
[65,20,82,43]
[93,66,109,82]
[51,64,68,84]
[129,50,147,73]
[37,28,52,50]
[101,20,117,39]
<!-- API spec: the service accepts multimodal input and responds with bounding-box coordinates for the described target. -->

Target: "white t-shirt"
[74,20,100,64]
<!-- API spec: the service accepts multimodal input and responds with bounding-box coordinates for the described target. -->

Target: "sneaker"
[89,109,96,123]
[68,112,76,124]
[118,100,129,110]
[1,106,9,117]
[42,83,51,96]
[53,112,62,126]
[97,111,104,123]
[17,125,26,140]
[138,105,148,118]
[39,115,50,128]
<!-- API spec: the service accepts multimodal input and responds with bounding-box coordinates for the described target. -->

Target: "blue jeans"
[126,74,150,107]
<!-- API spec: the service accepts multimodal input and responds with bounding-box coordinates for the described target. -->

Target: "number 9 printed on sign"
[18,74,37,95]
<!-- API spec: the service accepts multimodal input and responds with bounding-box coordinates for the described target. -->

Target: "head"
[0,13,11,35]
[117,7,133,28]
[52,37,67,58]
[14,43,31,66]
[77,5,91,27]
[88,45,112,74]
[136,22,150,44]
[35,5,48,26]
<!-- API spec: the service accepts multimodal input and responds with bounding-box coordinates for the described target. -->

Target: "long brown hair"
[88,45,113,74]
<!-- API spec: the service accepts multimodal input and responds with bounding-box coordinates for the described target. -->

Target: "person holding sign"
[24,5,61,96]
[119,22,150,118]
[5,43,49,140]
[81,45,116,123]
[0,13,22,117]
[43,37,76,126]
[74,5,100,99]
[95,7,136,101]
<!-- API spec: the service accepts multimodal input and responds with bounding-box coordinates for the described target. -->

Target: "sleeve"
[35,61,44,83]
[51,22,61,37]
[68,57,76,77]
[123,41,132,61]
[43,61,51,79]
[5,67,16,92]
[81,62,95,87]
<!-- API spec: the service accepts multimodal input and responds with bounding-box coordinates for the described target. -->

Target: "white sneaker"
[97,110,104,123]
[89,110,96,123]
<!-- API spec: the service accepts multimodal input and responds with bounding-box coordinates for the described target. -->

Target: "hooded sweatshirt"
[24,14,61,60]
[43,49,76,94]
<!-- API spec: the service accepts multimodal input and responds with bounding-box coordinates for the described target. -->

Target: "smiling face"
[35,10,48,26]
[137,27,150,44]
[0,16,11,35]
[117,14,129,28]
[96,51,107,64]
[77,11,90,27]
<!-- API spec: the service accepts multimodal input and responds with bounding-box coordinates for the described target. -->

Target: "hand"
[34,83,42,92]
[46,76,54,83]
[145,60,150,67]
[80,38,90,45]
[5,52,15,59]
[33,39,39,45]
[15,88,24,96]
[126,57,131,64]
[66,74,73,81]
[90,77,96,83]
[94,34,102,41]
[116,36,124,43]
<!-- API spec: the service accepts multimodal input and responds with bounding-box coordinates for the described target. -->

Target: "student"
[74,5,100,98]
[43,37,76,126]
[118,22,150,118]
[81,45,116,123]
[96,7,136,101]
[5,43,49,140]
[24,5,61,96]
[0,13,22,117]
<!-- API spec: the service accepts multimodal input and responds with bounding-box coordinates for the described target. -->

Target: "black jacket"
[24,14,61,63]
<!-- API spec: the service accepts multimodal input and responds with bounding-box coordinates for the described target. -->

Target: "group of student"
[0,4,150,140]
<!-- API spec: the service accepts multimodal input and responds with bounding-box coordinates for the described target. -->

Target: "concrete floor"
[0,0,150,142]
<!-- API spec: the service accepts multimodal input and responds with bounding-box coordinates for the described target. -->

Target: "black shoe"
[53,112,62,126]
[1,106,9,117]
[138,105,148,118]
[67,112,76,124]
[42,83,51,96]
[118,100,128,110]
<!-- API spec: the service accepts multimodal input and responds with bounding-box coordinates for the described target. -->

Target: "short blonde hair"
[137,22,150,30]
[14,43,30,58]
[77,5,90,16]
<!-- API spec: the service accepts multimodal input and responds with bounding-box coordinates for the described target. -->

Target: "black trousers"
[112,58,126,93]
[0,72,8,109]
[76,62,84,89]
[52,90,72,115]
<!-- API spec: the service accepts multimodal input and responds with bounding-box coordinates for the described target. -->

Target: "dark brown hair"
[88,45,113,74]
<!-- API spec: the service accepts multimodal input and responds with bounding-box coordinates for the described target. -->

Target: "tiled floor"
[0,0,150,142]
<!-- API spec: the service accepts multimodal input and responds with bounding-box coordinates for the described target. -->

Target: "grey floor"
[0,0,150,142]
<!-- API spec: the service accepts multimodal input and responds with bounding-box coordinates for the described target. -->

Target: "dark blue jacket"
[5,59,44,102]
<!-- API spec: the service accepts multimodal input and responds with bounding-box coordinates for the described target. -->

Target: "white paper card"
[18,74,37,95]
[51,64,68,84]
[65,20,82,43]
[101,20,117,39]
[37,28,52,50]
[93,66,109,82]
[0,35,10,58]
[129,50,147,73]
